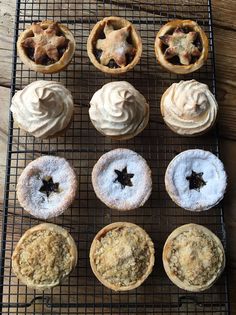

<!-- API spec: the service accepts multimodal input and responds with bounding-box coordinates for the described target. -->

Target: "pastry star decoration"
[96,22,136,67]
[159,28,201,65]
[22,22,67,64]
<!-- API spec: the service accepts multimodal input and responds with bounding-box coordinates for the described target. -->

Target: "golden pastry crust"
[17,156,78,219]
[163,224,225,292]
[17,20,75,74]
[155,20,208,74]
[12,223,78,290]
[90,222,155,291]
[87,16,142,74]
[91,148,152,211]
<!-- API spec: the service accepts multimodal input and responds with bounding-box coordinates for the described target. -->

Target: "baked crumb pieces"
[168,227,224,286]
[17,230,73,285]
[93,226,152,287]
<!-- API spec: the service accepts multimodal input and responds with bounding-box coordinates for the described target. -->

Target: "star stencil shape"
[114,167,134,189]
[96,22,136,67]
[186,170,206,192]
[22,22,67,64]
[159,27,201,65]
[39,176,59,197]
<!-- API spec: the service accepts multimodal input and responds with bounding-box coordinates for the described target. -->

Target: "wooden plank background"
[0,0,236,314]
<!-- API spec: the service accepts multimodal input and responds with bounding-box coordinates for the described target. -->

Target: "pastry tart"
[92,148,152,211]
[17,155,78,219]
[11,80,74,139]
[155,20,208,74]
[87,16,142,74]
[12,223,78,290]
[165,149,227,211]
[89,81,149,140]
[17,20,76,73]
[160,80,218,136]
[90,222,155,291]
[163,224,225,292]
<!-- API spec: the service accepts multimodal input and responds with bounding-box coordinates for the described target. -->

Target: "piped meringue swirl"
[161,80,218,136]
[89,81,149,140]
[10,80,74,138]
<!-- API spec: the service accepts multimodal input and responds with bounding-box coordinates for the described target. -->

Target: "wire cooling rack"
[0,0,230,314]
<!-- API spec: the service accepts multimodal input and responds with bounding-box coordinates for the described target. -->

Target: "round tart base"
[87,16,142,74]
[90,222,155,291]
[163,223,225,292]
[89,81,149,141]
[17,20,76,74]
[165,149,227,211]
[92,148,152,211]
[17,156,78,219]
[160,80,218,136]
[12,223,78,290]
[155,20,209,74]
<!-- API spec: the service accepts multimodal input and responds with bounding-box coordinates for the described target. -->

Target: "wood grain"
[0,0,236,314]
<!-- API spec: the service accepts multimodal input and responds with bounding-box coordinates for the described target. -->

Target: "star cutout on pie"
[22,22,67,64]
[96,22,136,68]
[159,27,201,65]
[114,166,134,189]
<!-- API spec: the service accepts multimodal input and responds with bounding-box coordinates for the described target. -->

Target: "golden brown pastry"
[17,20,75,73]
[12,223,78,290]
[90,222,155,291]
[163,224,225,292]
[155,20,208,74]
[87,16,142,74]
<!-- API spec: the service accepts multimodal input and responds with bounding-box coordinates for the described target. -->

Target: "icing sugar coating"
[89,81,149,140]
[165,149,227,211]
[161,80,218,135]
[17,156,78,219]
[11,80,74,138]
[92,148,152,210]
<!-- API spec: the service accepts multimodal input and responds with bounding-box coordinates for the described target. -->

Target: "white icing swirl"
[89,81,149,139]
[161,80,218,135]
[10,80,74,138]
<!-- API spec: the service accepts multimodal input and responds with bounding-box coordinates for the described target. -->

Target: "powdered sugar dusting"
[92,149,152,210]
[165,149,227,211]
[17,156,78,219]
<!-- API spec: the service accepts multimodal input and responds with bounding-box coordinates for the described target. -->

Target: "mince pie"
[163,224,225,292]
[17,20,76,74]
[155,20,208,74]
[87,16,142,74]
[90,222,155,291]
[12,223,78,290]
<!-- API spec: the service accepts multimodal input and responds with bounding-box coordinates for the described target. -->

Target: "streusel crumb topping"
[168,227,224,286]
[17,230,73,285]
[93,226,152,287]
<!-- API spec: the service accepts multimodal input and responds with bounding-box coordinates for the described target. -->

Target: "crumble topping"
[168,227,224,286]
[17,230,73,285]
[93,226,152,287]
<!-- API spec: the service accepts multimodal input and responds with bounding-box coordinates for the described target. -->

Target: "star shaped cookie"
[159,28,201,65]
[96,22,136,67]
[22,22,67,64]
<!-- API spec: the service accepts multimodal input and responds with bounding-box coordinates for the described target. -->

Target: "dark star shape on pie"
[22,22,67,64]
[96,22,136,67]
[159,27,201,65]
[114,167,134,189]
[186,170,206,192]
[39,176,59,197]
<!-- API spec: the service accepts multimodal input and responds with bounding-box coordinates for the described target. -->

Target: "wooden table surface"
[0,0,236,313]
